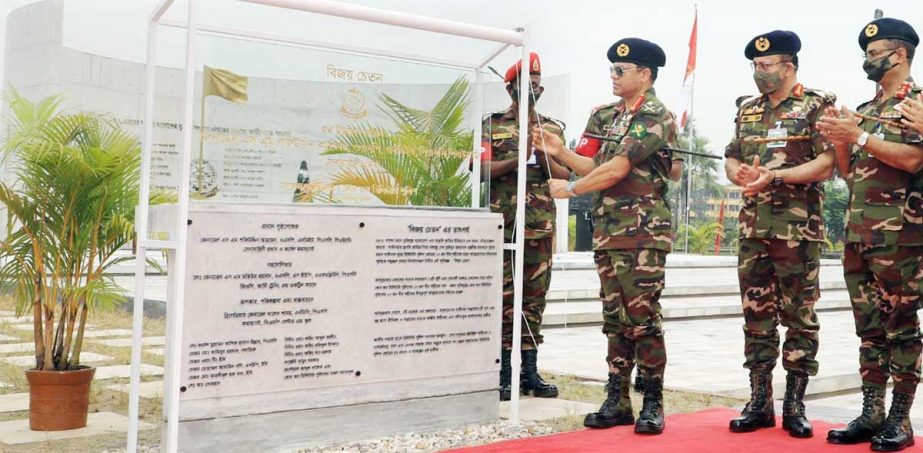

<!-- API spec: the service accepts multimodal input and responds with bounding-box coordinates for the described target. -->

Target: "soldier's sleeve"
[808,92,837,156]
[480,116,493,161]
[902,90,923,144]
[575,109,604,157]
[610,111,670,166]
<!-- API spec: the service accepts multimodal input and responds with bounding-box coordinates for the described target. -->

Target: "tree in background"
[319,77,473,207]
[822,179,848,250]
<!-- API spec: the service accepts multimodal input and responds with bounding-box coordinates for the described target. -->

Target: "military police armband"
[575,134,602,157]
[480,141,492,161]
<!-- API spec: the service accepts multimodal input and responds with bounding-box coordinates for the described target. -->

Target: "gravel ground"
[298,420,555,453]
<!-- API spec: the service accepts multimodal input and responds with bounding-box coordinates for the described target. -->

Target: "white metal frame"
[133,1,531,451]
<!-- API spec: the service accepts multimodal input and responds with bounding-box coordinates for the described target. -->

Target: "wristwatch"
[770,171,784,189]
[566,180,578,197]
[856,131,870,148]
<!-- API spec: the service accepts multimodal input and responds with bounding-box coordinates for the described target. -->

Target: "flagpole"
[683,4,697,254]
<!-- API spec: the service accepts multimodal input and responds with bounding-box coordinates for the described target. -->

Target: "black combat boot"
[521,349,558,398]
[584,373,635,429]
[729,368,775,432]
[635,375,665,434]
[499,349,511,401]
[827,385,885,444]
[634,371,645,394]
[781,371,812,438]
[871,391,915,451]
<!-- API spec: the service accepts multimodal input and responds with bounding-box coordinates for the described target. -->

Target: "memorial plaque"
[179,204,503,405]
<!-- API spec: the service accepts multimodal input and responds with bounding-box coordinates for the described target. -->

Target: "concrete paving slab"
[499,398,599,422]
[540,310,862,398]
[0,411,153,445]
[95,337,164,348]
[0,393,27,413]
[94,364,163,380]
[79,329,133,338]
[104,381,163,399]
[0,343,34,355]
[0,353,112,368]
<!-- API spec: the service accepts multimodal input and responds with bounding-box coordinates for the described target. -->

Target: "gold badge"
[340,88,368,119]
[865,24,878,38]
[532,59,539,72]
[492,132,513,140]
[755,37,770,52]
[616,44,630,57]
[741,114,762,123]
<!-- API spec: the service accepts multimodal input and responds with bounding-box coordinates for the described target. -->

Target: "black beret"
[745,30,801,60]
[859,18,919,51]
[607,38,666,68]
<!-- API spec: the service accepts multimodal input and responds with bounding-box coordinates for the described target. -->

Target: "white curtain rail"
[239,0,523,45]
[158,19,483,71]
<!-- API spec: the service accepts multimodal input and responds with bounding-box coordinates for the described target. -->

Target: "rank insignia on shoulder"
[740,114,762,123]
[629,123,648,139]
[491,132,513,139]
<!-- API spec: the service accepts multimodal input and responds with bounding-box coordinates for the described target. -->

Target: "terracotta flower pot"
[25,366,96,431]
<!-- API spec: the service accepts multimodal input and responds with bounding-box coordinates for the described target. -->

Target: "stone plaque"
[179,204,503,406]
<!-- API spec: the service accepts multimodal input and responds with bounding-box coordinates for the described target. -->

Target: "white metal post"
[509,29,529,425]
[126,18,160,453]
[164,0,199,450]
[471,70,483,208]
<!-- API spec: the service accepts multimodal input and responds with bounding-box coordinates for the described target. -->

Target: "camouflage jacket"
[577,88,676,252]
[845,79,923,246]
[481,107,566,241]
[724,83,836,242]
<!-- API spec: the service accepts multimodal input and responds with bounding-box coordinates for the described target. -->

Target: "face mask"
[510,87,541,106]
[863,51,897,82]
[753,70,785,94]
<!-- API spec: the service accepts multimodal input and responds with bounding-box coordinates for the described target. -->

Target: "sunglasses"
[609,65,645,77]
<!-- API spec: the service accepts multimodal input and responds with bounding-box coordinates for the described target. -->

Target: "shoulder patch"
[804,88,837,104]
[736,95,760,109]
[628,123,648,139]
[591,101,619,114]
[539,115,566,132]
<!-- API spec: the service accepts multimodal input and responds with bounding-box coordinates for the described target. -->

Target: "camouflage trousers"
[501,236,553,350]
[738,238,820,375]
[844,243,923,394]
[595,248,667,380]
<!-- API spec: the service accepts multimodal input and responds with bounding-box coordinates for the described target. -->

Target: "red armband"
[575,134,602,157]
[479,140,493,161]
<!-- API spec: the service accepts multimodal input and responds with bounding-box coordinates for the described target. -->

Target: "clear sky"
[3,0,923,155]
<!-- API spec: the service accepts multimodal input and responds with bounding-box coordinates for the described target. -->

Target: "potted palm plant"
[0,91,140,430]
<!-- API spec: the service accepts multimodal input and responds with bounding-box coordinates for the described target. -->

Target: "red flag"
[714,197,725,255]
[678,11,697,133]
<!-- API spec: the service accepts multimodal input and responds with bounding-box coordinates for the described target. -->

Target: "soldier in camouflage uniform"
[535,38,675,435]
[723,30,836,438]
[480,52,571,401]
[816,18,923,451]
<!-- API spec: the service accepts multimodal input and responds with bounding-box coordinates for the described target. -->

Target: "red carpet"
[445,408,918,452]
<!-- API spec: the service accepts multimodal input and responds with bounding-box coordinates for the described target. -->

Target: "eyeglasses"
[750,60,791,72]
[863,48,896,60]
[610,65,645,77]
